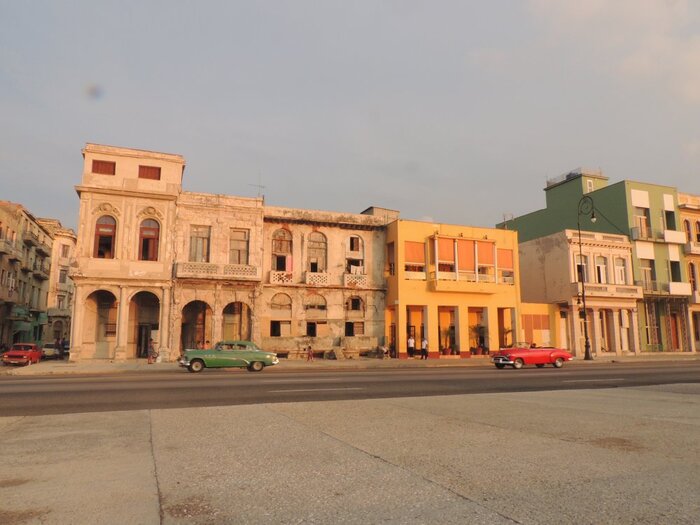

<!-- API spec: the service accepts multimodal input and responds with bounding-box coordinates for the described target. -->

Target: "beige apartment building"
[36,219,76,342]
[0,202,52,346]
[70,144,394,361]
[518,229,643,357]
[678,192,700,349]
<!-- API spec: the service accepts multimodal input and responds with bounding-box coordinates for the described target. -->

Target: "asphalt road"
[1,361,699,416]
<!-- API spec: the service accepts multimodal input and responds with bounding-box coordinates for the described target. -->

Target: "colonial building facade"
[501,169,696,354]
[36,218,76,343]
[0,202,53,346]
[69,144,395,361]
[519,229,642,357]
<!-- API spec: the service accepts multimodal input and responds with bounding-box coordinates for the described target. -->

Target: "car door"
[229,343,251,366]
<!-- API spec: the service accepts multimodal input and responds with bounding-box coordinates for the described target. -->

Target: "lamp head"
[590,210,597,224]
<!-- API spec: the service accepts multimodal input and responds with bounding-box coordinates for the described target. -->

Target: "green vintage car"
[178,341,279,373]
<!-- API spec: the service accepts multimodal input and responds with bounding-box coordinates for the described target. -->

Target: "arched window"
[304,293,327,311]
[307,232,327,272]
[270,293,292,314]
[690,263,697,292]
[94,215,116,259]
[346,296,364,312]
[271,229,292,271]
[696,221,700,242]
[684,220,692,242]
[139,219,159,261]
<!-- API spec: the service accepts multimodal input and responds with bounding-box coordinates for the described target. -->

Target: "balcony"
[428,271,504,293]
[56,281,72,293]
[36,241,51,257]
[270,270,294,285]
[570,281,642,299]
[344,273,368,288]
[174,262,260,281]
[633,280,691,296]
[0,238,12,255]
[663,229,687,244]
[630,226,653,241]
[23,231,39,247]
[32,265,50,280]
[668,281,692,296]
[47,307,71,317]
[690,290,700,304]
[304,271,329,286]
[684,242,700,255]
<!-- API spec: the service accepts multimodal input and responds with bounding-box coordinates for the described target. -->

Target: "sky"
[1,1,699,232]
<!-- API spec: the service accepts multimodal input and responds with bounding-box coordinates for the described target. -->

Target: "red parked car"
[2,343,42,366]
[491,344,574,369]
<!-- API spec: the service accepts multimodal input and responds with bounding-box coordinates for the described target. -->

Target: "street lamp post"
[577,195,596,361]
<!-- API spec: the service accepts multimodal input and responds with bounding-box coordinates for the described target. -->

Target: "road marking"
[269,387,365,393]
[563,379,625,383]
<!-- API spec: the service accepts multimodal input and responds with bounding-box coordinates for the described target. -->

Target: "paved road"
[1,361,699,416]
[1,383,699,525]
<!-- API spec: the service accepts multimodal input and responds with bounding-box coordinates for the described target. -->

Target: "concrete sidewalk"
[3,352,699,376]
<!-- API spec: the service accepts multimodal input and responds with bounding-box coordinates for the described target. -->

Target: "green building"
[500,169,695,354]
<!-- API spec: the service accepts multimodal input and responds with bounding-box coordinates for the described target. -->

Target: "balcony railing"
[32,265,50,280]
[174,262,260,281]
[344,273,368,288]
[47,307,71,317]
[633,280,691,296]
[571,281,642,299]
[663,229,687,244]
[304,271,329,286]
[23,231,39,246]
[685,241,700,255]
[630,226,653,241]
[36,241,52,257]
[270,270,294,285]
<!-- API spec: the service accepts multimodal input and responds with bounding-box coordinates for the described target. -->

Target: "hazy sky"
[2,1,699,231]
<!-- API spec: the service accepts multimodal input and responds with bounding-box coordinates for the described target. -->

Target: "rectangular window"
[270,320,291,337]
[92,160,116,175]
[575,254,588,283]
[615,258,627,284]
[350,236,361,251]
[634,207,651,238]
[92,160,117,175]
[229,229,249,264]
[57,295,65,309]
[306,322,317,337]
[670,261,681,282]
[640,259,655,290]
[189,226,210,263]
[595,256,608,284]
[347,321,364,336]
[138,165,161,180]
[61,244,70,258]
[404,241,426,272]
[59,269,67,284]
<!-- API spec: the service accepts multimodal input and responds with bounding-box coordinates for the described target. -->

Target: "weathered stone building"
[70,144,395,361]
[36,219,76,343]
[0,202,52,346]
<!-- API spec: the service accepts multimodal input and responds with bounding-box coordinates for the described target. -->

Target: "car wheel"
[188,359,205,373]
[536,363,545,368]
[248,361,265,372]
[512,358,524,369]
[494,363,506,369]
[553,357,564,368]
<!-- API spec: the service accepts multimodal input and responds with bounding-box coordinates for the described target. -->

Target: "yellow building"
[385,220,521,359]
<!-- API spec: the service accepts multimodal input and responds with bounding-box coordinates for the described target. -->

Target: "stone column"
[590,308,601,357]
[114,286,129,361]
[611,309,622,356]
[572,303,583,358]
[630,307,641,355]
[69,285,86,361]
[160,286,171,361]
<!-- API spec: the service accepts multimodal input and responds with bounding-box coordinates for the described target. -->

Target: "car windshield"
[13,345,32,351]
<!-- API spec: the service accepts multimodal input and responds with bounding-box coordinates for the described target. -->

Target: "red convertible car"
[491,345,574,369]
[2,343,42,366]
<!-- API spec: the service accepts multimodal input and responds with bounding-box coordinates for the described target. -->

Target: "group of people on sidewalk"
[407,336,429,360]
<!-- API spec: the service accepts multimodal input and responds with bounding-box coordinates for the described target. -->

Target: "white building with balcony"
[519,229,642,357]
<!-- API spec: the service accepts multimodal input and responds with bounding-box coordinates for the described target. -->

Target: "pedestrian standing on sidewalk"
[306,345,314,362]
[421,337,429,360]
[147,338,157,364]
[407,336,415,358]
